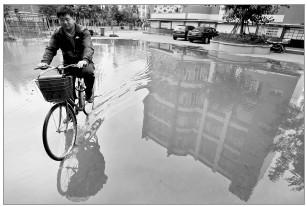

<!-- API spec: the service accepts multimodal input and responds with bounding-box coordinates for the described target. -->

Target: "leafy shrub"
[213,33,268,45]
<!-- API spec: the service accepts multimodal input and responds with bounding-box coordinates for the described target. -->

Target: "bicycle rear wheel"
[43,103,77,161]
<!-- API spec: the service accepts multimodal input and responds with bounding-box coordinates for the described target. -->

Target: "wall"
[216,24,234,33]
[151,13,186,19]
[172,21,185,28]
[185,22,199,27]
[160,21,172,29]
[187,13,220,21]
[150,21,160,28]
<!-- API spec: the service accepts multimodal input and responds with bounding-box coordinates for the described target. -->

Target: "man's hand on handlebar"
[77,60,88,68]
[35,62,50,70]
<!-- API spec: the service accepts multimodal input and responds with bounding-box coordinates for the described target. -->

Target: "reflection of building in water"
[142,44,300,201]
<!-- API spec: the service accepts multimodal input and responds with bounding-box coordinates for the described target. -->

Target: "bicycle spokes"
[43,103,77,161]
[51,105,72,133]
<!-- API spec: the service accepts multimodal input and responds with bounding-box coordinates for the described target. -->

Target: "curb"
[285,48,304,55]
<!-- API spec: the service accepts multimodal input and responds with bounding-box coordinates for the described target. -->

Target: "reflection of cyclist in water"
[57,118,108,202]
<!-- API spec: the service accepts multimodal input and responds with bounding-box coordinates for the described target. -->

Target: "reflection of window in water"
[148,118,171,139]
[203,117,223,139]
[269,89,284,97]
[176,113,198,128]
[208,103,227,118]
[233,105,254,124]
[179,92,204,107]
[150,102,172,124]
[225,127,246,151]
[241,99,258,112]
[242,79,261,95]
[183,63,210,81]
[199,139,217,163]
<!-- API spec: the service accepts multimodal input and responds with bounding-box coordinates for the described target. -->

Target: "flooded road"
[3,39,304,204]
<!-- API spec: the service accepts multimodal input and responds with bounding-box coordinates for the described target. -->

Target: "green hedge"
[213,33,268,45]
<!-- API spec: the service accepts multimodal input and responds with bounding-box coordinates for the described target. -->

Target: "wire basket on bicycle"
[35,68,74,103]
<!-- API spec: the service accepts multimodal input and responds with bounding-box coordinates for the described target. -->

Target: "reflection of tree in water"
[57,118,108,202]
[268,102,304,191]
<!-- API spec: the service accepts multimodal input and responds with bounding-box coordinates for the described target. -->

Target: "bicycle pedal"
[74,109,79,115]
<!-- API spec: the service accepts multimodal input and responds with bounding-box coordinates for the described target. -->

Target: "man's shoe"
[63,114,72,124]
[86,94,94,103]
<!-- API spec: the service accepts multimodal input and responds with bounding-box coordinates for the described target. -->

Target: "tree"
[249,6,276,35]
[73,5,90,25]
[38,5,58,18]
[89,5,103,25]
[109,5,121,25]
[223,5,288,35]
[38,5,58,28]
[131,5,140,26]
[4,5,11,34]
[39,4,140,27]
[4,5,11,18]
[268,102,304,191]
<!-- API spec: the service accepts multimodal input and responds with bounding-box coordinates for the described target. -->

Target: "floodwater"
[3,39,304,204]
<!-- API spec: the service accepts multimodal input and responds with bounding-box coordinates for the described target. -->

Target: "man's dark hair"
[56,5,75,18]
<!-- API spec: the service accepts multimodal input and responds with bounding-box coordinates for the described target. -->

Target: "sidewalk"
[93,30,304,67]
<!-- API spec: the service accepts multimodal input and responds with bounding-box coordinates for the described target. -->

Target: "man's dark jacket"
[41,24,94,65]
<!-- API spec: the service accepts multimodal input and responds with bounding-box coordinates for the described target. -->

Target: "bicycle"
[35,64,93,161]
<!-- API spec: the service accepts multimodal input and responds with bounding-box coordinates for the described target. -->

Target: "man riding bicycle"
[37,5,95,103]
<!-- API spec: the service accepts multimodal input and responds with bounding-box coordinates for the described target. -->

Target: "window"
[284,28,304,40]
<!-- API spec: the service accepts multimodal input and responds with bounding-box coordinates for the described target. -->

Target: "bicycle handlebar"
[34,64,78,71]
[35,64,79,78]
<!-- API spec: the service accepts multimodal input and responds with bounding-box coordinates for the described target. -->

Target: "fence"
[4,11,145,39]
[4,11,50,39]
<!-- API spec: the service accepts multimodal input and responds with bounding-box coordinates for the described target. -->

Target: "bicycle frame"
[66,77,88,116]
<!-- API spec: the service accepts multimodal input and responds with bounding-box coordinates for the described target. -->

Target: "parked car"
[187,27,219,44]
[266,37,290,53]
[173,25,195,40]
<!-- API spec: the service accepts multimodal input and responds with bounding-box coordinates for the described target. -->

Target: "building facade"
[148,5,304,48]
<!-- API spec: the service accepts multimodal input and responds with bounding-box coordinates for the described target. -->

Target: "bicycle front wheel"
[43,103,77,161]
